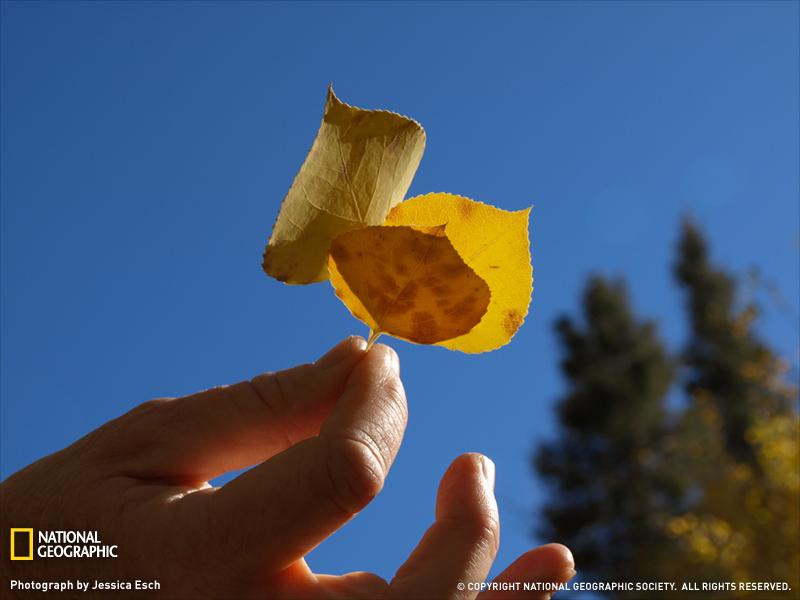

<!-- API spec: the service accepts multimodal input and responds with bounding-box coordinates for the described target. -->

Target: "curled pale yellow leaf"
[262,87,426,284]
[328,225,490,345]
[385,193,532,353]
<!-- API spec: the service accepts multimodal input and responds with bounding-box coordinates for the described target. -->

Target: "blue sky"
[2,0,798,584]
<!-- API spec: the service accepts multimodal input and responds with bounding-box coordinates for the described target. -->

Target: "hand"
[1,338,575,599]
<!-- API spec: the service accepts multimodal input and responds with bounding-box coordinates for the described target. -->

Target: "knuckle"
[251,364,314,416]
[447,512,501,556]
[86,398,174,467]
[378,377,408,433]
[471,513,501,555]
[324,435,386,515]
[93,398,171,443]
[132,397,173,418]
[383,375,407,413]
[250,372,289,417]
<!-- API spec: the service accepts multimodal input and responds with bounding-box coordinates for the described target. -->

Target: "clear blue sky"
[2,0,798,585]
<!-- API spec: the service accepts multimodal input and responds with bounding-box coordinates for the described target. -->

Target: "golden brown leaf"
[386,193,532,353]
[328,225,490,345]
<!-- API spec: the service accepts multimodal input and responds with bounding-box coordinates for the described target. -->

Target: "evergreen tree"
[674,220,793,464]
[535,223,799,595]
[669,221,799,593]
[535,278,680,582]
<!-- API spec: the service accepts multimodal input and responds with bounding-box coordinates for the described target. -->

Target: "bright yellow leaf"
[328,225,490,345]
[262,86,426,284]
[385,193,532,353]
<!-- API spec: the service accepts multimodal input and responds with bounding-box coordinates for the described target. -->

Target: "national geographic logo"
[8,529,118,560]
[9,529,33,561]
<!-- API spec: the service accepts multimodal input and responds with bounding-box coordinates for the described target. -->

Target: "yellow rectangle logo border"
[10,528,34,560]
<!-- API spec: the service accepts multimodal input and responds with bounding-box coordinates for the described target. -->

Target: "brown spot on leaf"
[386,281,418,315]
[332,244,351,263]
[445,295,478,318]
[422,242,443,264]
[412,311,435,323]
[436,262,468,279]
[420,275,440,288]
[366,284,390,316]
[503,309,524,336]
[378,273,399,295]
[411,311,438,344]
[458,202,475,218]
[433,284,452,296]
[399,236,426,262]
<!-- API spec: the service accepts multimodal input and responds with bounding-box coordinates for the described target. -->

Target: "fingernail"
[480,455,495,489]
[316,336,367,369]
[545,566,576,599]
[562,545,576,572]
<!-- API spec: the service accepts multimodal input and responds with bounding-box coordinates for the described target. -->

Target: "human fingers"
[478,544,576,600]
[390,453,499,600]
[183,344,406,573]
[104,336,367,482]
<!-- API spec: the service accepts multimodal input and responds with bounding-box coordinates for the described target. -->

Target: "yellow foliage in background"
[666,404,800,596]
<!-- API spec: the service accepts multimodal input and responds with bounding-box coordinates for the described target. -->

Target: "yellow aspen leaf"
[262,86,426,284]
[385,193,532,353]
[328,225,490,345]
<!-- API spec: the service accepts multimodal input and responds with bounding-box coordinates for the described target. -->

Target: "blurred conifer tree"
[536,222,799,597]
[535,278,681,582]
[675,221,793,464]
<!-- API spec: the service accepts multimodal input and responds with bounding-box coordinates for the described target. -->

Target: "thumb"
[391,453,500,599]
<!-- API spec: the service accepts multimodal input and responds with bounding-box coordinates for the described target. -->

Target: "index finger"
[105,336,367,483]
[179,343,407,573]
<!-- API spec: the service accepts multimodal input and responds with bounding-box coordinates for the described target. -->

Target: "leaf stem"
[366,330,382,350]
